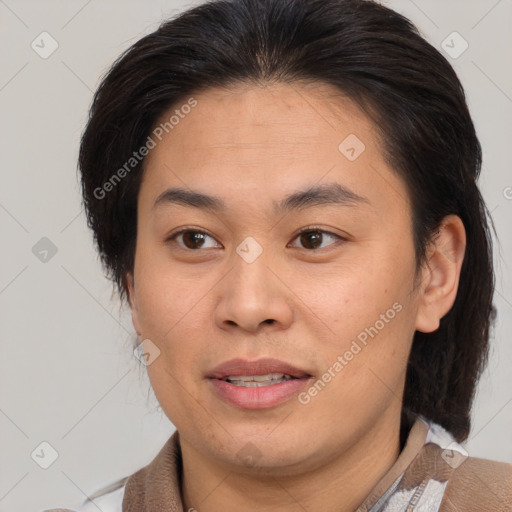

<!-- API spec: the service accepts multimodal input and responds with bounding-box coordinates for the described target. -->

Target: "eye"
[289,227,344,250]
[166,228,221,250]
[166,227,345,251]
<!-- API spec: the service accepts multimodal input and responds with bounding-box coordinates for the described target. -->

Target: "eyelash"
[166,226,345,251]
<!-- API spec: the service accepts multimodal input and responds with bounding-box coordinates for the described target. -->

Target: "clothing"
[46,416,511,511]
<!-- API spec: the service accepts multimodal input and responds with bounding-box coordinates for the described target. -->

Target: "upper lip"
[208,358,312,379]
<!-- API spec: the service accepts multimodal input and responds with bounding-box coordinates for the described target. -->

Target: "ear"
[414,215,466,333]
[126,272,142,337]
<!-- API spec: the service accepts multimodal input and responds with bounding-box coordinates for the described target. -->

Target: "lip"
[207,357,311,379]
[207,358,313,410]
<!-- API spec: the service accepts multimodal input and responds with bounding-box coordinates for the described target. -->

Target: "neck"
[180,410,403,512]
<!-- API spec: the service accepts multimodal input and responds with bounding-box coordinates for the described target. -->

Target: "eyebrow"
[153,182,369,214]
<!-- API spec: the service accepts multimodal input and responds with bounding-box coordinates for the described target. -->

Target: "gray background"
[0,1,511,511]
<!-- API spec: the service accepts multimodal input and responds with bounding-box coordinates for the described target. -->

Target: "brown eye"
[291,229,343,250]
[168,229,220,250]
[299,231,323,250]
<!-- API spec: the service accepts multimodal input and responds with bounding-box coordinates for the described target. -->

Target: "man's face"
[128,82,424,474]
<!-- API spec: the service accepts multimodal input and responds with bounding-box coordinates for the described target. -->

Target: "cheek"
[308,249,416,386]
[134,248,207,336]
[135,263,211,428]
[302,301,413,436]
[310,256,407,334]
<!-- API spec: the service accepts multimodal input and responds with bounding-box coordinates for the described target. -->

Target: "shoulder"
[406,417,512,511]
[41,483,126,512]
[422,418,512,511]
[440,456,512,512]
[75,477,128,512]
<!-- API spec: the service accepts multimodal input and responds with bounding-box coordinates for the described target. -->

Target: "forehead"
[140,82,410,217]
[151,81,376,156]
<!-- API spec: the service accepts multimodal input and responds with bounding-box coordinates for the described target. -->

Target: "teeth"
[228,380,288,387]
[226,373,293,381]
[224,373,295,387]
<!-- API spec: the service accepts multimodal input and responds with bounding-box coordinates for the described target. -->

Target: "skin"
[127,81,466,512]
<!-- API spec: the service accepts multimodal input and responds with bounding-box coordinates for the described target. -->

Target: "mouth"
[208,357,312,381]
[220,373,297,387]
[207,358,313,409]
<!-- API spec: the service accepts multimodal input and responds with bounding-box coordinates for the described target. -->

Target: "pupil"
[301,231,322,249]
[184,232,205,249]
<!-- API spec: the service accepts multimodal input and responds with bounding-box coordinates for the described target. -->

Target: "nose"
[214,245,294,333]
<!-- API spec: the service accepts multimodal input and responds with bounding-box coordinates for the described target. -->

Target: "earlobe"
[126,272,142,337]
[415,215,466,333]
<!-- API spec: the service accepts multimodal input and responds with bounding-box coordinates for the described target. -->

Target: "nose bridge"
[214,237,293,332]
[231,237,274,305]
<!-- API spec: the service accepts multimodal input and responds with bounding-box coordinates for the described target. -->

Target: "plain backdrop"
[0,1,511,511]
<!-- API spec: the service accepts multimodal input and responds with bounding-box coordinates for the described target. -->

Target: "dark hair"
[79,0,495,442]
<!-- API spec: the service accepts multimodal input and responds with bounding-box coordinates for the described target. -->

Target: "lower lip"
[208,377,311,409]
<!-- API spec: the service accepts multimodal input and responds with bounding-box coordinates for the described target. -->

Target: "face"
[127,81,425,475]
